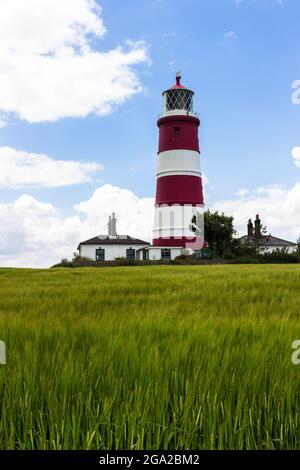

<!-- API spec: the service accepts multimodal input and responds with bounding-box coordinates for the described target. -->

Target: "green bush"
[223,250,235,260]
[73,256,94,265]
[172,255,201,265]
[231,256,260,264]
[52,258,74,268]
[259,250,299,264]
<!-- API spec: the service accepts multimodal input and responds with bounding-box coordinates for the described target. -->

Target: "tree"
[203,210,237,257]
[253,220,269,256]
[296,236,300,256]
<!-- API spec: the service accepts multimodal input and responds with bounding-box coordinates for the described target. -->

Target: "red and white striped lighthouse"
[153,74,205,251]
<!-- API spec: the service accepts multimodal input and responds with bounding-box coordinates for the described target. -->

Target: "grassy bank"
[0,265,300,449]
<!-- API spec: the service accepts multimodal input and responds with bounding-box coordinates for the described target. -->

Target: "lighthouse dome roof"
[163,73,194,95]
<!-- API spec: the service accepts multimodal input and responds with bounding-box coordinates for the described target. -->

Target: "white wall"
[79,244,149,261]
[147,247,183,261]
[260,246,296,254]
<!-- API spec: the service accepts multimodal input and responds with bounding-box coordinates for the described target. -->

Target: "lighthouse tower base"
[138,245,202,262]
[145,246,184,261]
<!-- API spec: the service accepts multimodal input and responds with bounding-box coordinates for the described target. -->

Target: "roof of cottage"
[239,235,296,247]
[78,235,150,249]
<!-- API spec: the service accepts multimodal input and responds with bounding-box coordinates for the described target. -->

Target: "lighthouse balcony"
[158,110,199,119]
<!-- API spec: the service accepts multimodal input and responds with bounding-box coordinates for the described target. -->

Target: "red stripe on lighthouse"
[155,175,204,205]
[157,115,200,153]
[153,236,204,249]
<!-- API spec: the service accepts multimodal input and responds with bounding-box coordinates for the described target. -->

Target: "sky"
[0,0,299,267]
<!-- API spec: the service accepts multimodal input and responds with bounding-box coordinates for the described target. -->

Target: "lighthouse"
[148,73,205,260]
[77,74,205,263]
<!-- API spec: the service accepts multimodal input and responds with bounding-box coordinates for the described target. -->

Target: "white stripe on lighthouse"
[153,204,204,239]
[157,149,201,178]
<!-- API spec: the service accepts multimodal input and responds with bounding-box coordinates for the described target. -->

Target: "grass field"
[0,265,300,450]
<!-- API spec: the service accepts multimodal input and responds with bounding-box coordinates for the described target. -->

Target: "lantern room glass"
[164,89,194,113]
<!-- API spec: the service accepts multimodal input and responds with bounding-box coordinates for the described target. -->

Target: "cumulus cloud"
[74,184,154,242]
[0,194,77,266]
[1,178,300,268]
[208,149,300,241]
[233,188,249,197]
[211,183,300,241]
[0,146,103,188]
[224,31,237,41]
[0,0,149,124]
[0,185,154,268]
[292,147,300,168]
[1,148,300,266]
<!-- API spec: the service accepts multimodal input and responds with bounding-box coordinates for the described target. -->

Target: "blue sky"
[0,0,299,266]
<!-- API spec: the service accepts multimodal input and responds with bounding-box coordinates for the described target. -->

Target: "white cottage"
[238,215,297,254]
[77,213,150,262]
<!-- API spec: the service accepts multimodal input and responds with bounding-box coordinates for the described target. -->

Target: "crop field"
[0,265,300,450]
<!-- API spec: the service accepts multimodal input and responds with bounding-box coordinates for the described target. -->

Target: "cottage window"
[126,247,136,261]
[161,249,171,261]
[95,248,105,261]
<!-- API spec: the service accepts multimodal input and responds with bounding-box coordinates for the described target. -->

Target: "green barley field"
[0,264,300,450]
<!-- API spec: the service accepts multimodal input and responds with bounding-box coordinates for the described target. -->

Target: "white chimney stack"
[108,213,117,238]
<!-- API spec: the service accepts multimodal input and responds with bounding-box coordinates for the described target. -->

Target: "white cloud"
[0,185,154,268]
[0,194,82,268]
[0,146,103,188]
[211,183,300,241]
[1,177,299,268]
[224,31,237,41]
[233,188,249,197]
[74,184,154,243]
[292,147,300,168]
[0,0,149,124]
[162,32,176,38]
[208,149,300,241]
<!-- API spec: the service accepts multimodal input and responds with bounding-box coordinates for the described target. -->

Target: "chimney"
[111,212,117,237]
[108,215,112,237]
[247,219,253,237]
[254,214,261,239]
